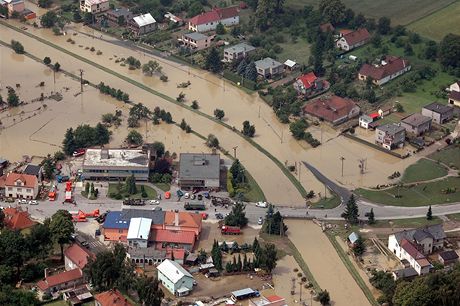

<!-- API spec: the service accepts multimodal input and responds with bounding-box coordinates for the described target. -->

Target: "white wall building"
[127,217,152,249]
[4,172,38,199]
[188,6,239,32]
[79,0,109,14]
[157,259,195,296]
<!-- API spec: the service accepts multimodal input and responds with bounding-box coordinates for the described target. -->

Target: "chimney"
[174,212,179,227]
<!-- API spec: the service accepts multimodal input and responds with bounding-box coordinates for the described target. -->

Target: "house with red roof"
[151,229,196,251]
[4,172,39,199]
[64,243,94,271]
[293,72,324,95]
[3,207,36,231]
[303,95,360,125]
[358,56,411,86]
[95,289,133,306]
[249,294,287,306]
[37,268,85,296]
[336,28,370,51]
[163,211,202,237]
[188,6,239,32]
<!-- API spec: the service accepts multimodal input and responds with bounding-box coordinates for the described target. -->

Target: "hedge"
[223,70,257,90]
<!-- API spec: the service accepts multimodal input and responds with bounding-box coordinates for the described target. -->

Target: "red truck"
[221,225,241,235]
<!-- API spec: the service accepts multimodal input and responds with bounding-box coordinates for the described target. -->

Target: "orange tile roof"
[266,295,285,302]
[3,207,36,230]
[4,172,38,188]
[37,268,83,291]
[152,229,196,245]
[0,175,6,188]
[95,289,133,306]
[64,244,94,269]
[164,211,202,229]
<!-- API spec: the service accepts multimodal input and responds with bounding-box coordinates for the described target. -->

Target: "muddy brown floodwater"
[286,219,370,306]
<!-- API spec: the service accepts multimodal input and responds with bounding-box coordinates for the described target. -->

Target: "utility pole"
[298,161,301,181]
[258,105,261,118]
[359,158,366,174]
[79,69,84,93]
[340,156,345,177]
[232,146,238,159]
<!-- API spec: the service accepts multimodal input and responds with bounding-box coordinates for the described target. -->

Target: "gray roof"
[394,224,446,244]
[224,43,255,54]
[232,288,257,297]
[120,209,165,225]
[184,32,208,41]
[377,123,405,135]
[359,115,373,123]
[255,57,283,70]
[23,164,41,176]
[179,153,220,180]
[423,102,453,114]
[393,267,418,278]
[108,7,131,17]
[439,250,459,261]
[401,113,432,127]
[128,247,166,258]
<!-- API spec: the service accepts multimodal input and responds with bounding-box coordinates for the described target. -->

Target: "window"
[17,188,22,192]
[27,189,32,193]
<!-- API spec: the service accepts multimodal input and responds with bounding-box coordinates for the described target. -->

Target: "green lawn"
[401,158,448,183]
[285,0,455,25]
[235,170,266,202]
[372,216,442,228]
[408,1,460,41]
[108,183,157,199]
[447,213,460,221]
[356,177,460,206]
[429,146,460,169]
[311,194,341,209]
[154,183,171,192]
[278,37,312,65]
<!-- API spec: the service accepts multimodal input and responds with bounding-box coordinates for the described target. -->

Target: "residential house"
[359,115,373,129]
[336,28,370,51]
[37,268,85,296]
[4,0,24,16]
[23,164,42,182]
[223,43,255,63]
[64,243,94,271]
[375,123,406,150]
[157,259,195,296]
[151,229,196,251]
[284,59,298,71]
[106,8,133,25]
[449,81,460,92]
[358,56,411,86]
[448,90,460,107]
[249,295,287,306]
[95,289,133,306]
[438,250,459,266]
[422,102,454,124]
[164,12,183,24]
[303,95,360,125]
[293,72,323,95]
[181,32,212,51]
[4,172,39,199]
[254,57,284,79]
[392,267,419,281]
[130,13,156,36]
[400,113,432,136]
[79,0,109,14]
[164,211,202,237]
[188,6,239,32]
[127,217,152,248]
[2,207,36,231]
[178,153,221,189]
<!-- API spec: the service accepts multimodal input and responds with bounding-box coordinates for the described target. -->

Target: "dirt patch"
[286,219,370,306]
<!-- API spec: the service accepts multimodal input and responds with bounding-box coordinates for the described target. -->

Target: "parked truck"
[221,225,242,235]
[184,201,206,210]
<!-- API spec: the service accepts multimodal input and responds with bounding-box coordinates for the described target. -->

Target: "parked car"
[258,217,263,225]
[190,194,196,200]
[197,194,203,201]
[184,193,190,199]
[256,201,268,208]
[18,199,27,204]
[215,213,224,220]
[28,200,38,205]
[149,199,160,205]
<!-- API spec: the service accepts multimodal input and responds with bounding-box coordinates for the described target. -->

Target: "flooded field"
[286,219,370,306]
[272,255,308,305]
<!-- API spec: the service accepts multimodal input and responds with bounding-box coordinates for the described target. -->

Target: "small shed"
[207,268,219,277]
[185,253,199,266]
[348,232,359,245]
[284,59,298,71]
[439,250,459,266]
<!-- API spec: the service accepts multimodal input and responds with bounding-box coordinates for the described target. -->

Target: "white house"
[4,172,38,199]
[130,13,156,36]
[79,0,109,14]
[388,225,446,276]
[449,81,460,92]
[336,28,370,51]
[157,259,195,296]
[359,115,373,129]
[358,56,411,86]
[188,6,239,32]
[127,217,152,248]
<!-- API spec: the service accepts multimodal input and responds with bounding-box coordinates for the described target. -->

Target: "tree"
[224,201,248,227]
[370,270,395,304]
[49,210,74,261]
[244,62,257,81]
[124,174,137,195]
[54,62,61,72]
[135,276,164,306]
[126,130,143,146]
[62,128,76,155]
[319,0,346,24]
[73,10,82,23]
[289,119,309,140]
[255,0,276,30]
[424,40,438,61]
[95,123,110,145]
[368,208,375,224]
[352,235,365,256]
[191,100,199,109]
[262,243,277,273]
[38,0,52,8]
[318,289,330,305]
[26,222,52,259]
[341,195,359,224]
[7,88,20,107]
[83,12,93,24]
[40,11,58,28]
[42,154,55,180]
[11,40,24,54]
[43,56,51,65]
[205,48,222,73]
[211,240,223,270]
[242,120,255,137]
[404,43,414,56]
[85,182,90,195]
[439,34,460,69]
[237,60,247,75]
[206,134,219,148]
[151,141,165,158]
[216,23,225,35]
[117,15,126,26]
[426,205,433,220]
[0,229,26,275]
[0,209,4,229]
[214,108,225,120]
[377,17,391,35]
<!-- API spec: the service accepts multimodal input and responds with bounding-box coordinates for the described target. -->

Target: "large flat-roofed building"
[178,153,220,188]
[82,148,150,181]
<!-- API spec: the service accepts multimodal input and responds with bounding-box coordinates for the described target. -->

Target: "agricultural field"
[408,1,460,41]
[285,0,455,25]
[400,158,448,183]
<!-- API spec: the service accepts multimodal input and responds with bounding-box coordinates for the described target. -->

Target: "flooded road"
[286,219,370,306]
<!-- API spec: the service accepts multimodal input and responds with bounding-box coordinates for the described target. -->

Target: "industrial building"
[178,153,221,188]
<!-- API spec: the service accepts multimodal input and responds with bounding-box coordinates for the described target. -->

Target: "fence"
[223,70,257,91]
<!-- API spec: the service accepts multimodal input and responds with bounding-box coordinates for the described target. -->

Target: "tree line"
[62,123,110,155]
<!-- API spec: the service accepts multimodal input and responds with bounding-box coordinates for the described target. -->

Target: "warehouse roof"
[83,149,149,168]
[179,153,220,180]
[127,217,152,240]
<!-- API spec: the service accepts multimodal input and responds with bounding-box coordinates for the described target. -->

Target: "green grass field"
[401,158,448,183]
[372,216,441,228]
[278,37,312,65]
[356,177,460,206]
[236,170,266,202]
[154,183,171,192]
[429,146,460,169]
[285,0,455,25]
[447,213,460,221]
[408,1,460,41]
[311,194,341,209]
[108,183,157,199]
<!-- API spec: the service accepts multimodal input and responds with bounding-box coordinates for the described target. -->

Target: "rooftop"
[348,232,359,244]
[37,268,83,291]
[284,59,297,68]
[359,56,410,81]
[64,244,93,270]
[183,32,208,41]
[449,90,460,101]
[23,164,41,176]
[3,207,36,230]
[401,113,432,127]
[393,224,446,244]
[4,172,38,188]
[232,288,257,297]
[255,57,283,70]
[377,123,405,135]
[85,0,108,5]
[133,13,156,27]
[400,239,426,260]
[439,250,459,261]
[127,217,152,240]
[303,95,359,123]
[179,153,220,181]
[297,72,317,89]
[95,289,133,306]
[108,7,131,17]
[83,149,149,168]
[189,6,238,25]
[360,115,373,123]
[224,42,255,54]
[342,28,370,45]
[392,267,418,278]
[151,229,196,245]
[103,209,165,229]
[157,259,193,284]
[423,102,453,114]
[164,211,202,229]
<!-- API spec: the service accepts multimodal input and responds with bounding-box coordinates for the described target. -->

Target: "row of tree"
[98,82,130,102]
[62,124,111,155]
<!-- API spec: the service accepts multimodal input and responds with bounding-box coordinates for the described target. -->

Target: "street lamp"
[340,156,345,177]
